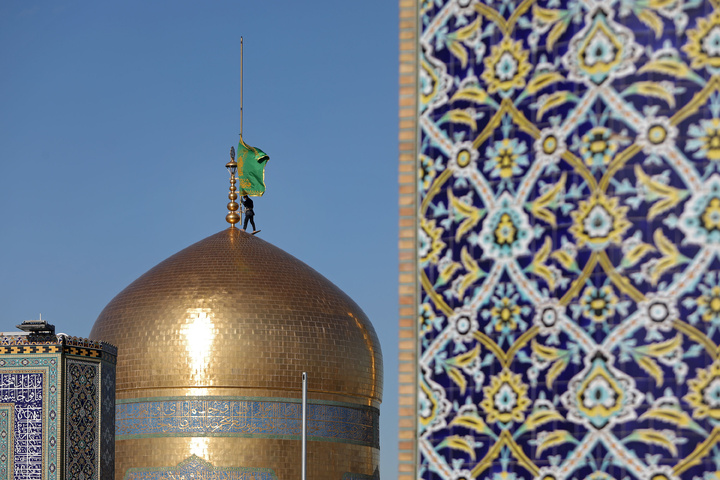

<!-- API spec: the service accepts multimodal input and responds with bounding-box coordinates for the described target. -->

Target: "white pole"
[302,372,307,480]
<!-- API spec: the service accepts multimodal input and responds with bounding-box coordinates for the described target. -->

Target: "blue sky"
[0,0,399,476]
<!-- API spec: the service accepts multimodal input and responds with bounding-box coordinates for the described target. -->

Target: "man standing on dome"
[242,195,257,233]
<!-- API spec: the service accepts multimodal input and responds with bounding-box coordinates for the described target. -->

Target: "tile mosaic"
[0,336,115,480]
[116,398,379,448]
[124,455,277,480]
[412,1,720,479]
[0,357,59,480]
[0,404,13,480]
[65,360,99,480]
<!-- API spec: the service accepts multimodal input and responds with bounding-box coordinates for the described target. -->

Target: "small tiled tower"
[0,323,116,480]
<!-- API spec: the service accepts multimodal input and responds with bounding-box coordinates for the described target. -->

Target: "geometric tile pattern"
[123,455,278,480]
[0,346,109,359]
[0,346,62,355]
[398,2,423,477]
[414,1,720,480]
[0,405,14,480]
[116,398,380,448]
[65,360,99,480]
[0,335,117,364]
[100,363,115,480]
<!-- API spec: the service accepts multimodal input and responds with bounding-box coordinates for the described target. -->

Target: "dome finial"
[225,147,240,227]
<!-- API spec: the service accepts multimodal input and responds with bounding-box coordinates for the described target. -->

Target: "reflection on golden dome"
[90,227,383,479]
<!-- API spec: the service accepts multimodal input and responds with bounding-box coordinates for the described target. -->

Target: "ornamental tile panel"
[65,360,100,480]
[116,399,379,448]
[0,405,13,480]
[0,356,60,480]
[414,1,720,480]
[100,362,115,480]
[124,455,277,480]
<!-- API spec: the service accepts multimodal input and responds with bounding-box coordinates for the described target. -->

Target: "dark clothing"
[243,213,256,231]
[242,197,256,231]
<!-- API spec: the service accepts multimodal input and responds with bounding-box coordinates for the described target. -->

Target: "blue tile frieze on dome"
[116,398,379,448]
[124,455,278,480]
[417,0,720,479]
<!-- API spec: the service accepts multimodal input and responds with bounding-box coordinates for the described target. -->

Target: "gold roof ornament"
[225,146,240,226]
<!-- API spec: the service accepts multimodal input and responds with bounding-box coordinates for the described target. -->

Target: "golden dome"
[90,227,383,479]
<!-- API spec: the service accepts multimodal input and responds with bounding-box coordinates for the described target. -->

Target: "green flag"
[237,138,269,196]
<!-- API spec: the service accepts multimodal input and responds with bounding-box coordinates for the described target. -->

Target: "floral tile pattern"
[417,1,720,479]
[66,360,99,480]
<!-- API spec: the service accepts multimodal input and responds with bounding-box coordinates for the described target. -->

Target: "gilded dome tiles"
[417,0,720,479]
[91,228,383,479]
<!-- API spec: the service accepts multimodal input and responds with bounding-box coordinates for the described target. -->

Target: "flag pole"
[240,36,244,140]
[239,36,244,229]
